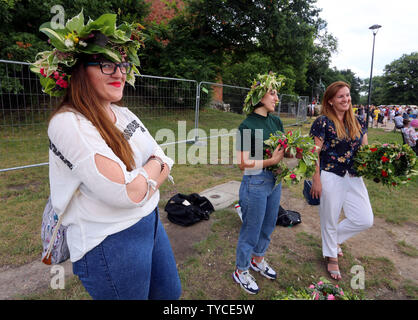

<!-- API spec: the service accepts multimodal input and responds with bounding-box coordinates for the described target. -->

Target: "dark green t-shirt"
[236,112,284,159]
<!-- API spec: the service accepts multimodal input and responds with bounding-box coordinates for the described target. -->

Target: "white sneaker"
[232,269,259,294]
[250,258,277,280]
[234,204,243,222]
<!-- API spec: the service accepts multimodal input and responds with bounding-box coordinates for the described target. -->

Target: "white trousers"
[319,171,374,258]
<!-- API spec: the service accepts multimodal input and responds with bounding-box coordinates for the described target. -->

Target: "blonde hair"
[321,81,362,140]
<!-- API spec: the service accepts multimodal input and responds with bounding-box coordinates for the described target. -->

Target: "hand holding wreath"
[264,130,319,186]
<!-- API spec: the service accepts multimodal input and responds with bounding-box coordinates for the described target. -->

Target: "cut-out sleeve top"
[48,104,173,262]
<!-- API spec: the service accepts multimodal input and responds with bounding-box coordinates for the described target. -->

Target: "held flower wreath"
[353,142,417,187]
[264,130,319,186]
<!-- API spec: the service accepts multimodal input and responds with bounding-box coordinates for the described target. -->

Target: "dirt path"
[279,188,418,284]
[0,185,416,299]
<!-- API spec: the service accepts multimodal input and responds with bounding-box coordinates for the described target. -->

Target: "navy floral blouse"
[310,115,367,177]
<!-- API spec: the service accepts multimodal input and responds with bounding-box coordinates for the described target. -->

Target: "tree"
[382,52,418,105]
[0,0,150,62]
[305,29,337,99]
[140,0,326,91]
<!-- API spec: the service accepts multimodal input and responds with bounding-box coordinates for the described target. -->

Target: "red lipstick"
[109,82,121,87]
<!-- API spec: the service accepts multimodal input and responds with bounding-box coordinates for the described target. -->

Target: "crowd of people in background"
[351,104,418,128]
[350,104,418,155]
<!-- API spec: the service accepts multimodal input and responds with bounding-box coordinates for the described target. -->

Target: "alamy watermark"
[155,121,264,169]
[350,265,365,290]
[50,265,65,290]
[50,5,65,29]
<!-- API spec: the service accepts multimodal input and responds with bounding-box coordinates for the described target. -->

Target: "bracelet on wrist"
[149,155,165,172]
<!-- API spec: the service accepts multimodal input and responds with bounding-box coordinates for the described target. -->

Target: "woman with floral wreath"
[309,81,374,281]
[31,11,181,299]
[232,72,287,294]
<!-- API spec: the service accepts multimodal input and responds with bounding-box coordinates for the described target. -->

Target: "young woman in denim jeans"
[233,73,286,294]
[32,12,181,300]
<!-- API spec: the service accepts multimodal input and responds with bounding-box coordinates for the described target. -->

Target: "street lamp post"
[366,24,382,129]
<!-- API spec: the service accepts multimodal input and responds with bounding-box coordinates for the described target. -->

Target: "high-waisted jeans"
[236,170,282,271]
[72,207,181,300]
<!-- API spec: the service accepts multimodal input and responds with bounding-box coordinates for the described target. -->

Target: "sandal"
[325,257,341,281]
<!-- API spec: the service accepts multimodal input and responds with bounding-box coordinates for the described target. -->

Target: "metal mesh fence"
[124,75,197,122]
[298,96,309,123]
[195,81,249,132]
[0,61,56,171]
[0,59,308,171]
[0,60,198,171]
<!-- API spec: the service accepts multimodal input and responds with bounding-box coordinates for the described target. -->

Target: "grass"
[396,241,418,257]
[1,111,417,300]
[177,207,409,300]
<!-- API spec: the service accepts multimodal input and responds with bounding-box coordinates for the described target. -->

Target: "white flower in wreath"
[79,40,87,47]
[64,39,74,48]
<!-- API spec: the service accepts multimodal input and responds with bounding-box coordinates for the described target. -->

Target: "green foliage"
[264,129,319,186]
[221,52,274,88]
[242,71,286,114]
[0,32,49,63]
[306,30,338,92]
[0,1,150,60]
[354,142,417,187]
[274,277,363,300]
[0,1,150,96]
[142,0,325,89]
[362,52,417,106]
[320,68,362,104]
[140,18,219,82]
[382,52,418,105]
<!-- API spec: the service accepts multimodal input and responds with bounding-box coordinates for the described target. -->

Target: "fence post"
[277,94,282,116]
[193,81,249,144]
[193,82,202,143]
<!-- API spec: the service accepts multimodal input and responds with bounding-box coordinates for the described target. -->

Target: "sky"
[316,0,418,79]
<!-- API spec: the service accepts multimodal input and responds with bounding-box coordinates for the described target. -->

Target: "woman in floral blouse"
[309,81,374,280]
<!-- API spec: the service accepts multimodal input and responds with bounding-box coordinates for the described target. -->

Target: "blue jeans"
[72,207,181,300]
[236,170,282,271]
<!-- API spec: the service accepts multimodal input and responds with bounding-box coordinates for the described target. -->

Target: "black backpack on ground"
[276,205,302,227]
[164,193,215,226]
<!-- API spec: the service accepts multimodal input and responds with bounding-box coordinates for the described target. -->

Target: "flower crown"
[30,10,144,97]
[243,71,286,115]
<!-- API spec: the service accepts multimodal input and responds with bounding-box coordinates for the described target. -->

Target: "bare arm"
[310,136,323,199]
[362,133,368,146]
[94,154,170,203]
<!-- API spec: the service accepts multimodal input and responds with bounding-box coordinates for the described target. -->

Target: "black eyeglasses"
[86,61,132,75]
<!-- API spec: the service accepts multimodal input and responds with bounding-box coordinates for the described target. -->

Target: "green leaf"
[202,87,209,94]
[126,45,140,65]
[251,94,259,106]
[80,44,121,62]
[79,13,116,38]
[65,10,85,34]
[39,23,67,51]
[39,76,58,95]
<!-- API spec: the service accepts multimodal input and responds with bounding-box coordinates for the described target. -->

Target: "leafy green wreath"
[243,71,286,115]
[354,142,417,187]
[264,130,319,186]
[30,10,144,97]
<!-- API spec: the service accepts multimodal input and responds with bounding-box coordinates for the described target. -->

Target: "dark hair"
[403,119,410,126]
[253,101,265,110]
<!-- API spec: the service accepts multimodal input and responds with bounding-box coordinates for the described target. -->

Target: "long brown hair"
[321,81,362,140]
[50,62,136,171]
